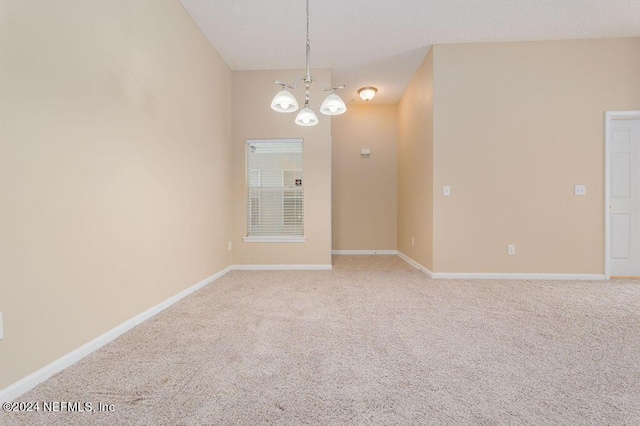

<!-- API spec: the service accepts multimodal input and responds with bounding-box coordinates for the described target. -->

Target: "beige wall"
[432,38,640,273]
[231,70,332,265]
[0,0,232,389]
[397,50,434,269]
[331,104,398,251]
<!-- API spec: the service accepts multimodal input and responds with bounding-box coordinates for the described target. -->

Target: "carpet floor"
[3,257,640,425]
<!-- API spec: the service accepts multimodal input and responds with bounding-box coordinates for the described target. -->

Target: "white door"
[609,118,640,276]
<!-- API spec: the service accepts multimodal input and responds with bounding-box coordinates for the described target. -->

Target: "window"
[244,139,305,242]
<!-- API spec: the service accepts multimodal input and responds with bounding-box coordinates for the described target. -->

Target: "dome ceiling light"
[358,87,378,101]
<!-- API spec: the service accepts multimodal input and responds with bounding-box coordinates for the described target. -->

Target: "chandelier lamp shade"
[270,88,299,113]
[270,0,346,126]
[295,107,319,127]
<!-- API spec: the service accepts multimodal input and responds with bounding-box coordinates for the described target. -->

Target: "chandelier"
[270,0,347,126]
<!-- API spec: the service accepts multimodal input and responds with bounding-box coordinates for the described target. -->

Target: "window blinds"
[246,139,304,239]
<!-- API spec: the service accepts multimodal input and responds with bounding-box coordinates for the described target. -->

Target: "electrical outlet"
[574,185,586,196]
[228,241,232,251]
[411,237,415,246]
[507,244,516,256]
[0,312,4,340]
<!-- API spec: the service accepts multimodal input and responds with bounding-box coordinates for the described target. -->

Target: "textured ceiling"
[179,0,640,104]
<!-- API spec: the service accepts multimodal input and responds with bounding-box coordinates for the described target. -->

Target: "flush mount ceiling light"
[358,87,378,101]
[270,0,346,127]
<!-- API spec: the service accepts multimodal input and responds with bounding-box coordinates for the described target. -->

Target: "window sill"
[243,236,307,243]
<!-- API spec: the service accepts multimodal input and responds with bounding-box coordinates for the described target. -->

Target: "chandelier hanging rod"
[304,0,311,82]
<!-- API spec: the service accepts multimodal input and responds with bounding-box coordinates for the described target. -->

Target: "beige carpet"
[4,259,640,425]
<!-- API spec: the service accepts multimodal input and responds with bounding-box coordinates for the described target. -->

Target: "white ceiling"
[179,0,640,104]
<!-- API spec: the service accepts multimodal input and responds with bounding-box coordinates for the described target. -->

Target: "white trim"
[397,251,434,278]
[243,236,306,243]
[232,264,332,271]
[246,138,303,145]
[604,110,640,280]
[0,266,233,404]
[397,251,605,281]
[431,272,606,281]
[332,250,398,255]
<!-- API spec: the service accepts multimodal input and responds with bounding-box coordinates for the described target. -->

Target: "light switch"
[575,185,586,196]
[443,186,451,196]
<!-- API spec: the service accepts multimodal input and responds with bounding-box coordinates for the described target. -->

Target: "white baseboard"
[232,264,332,270]
[397,251,434,278]
[431,272,606,280]
[396,252,605,281]
[0,266,233,404]
[332,250,398,255]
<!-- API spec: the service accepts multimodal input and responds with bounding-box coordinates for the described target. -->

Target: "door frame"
[604,110,640,279]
